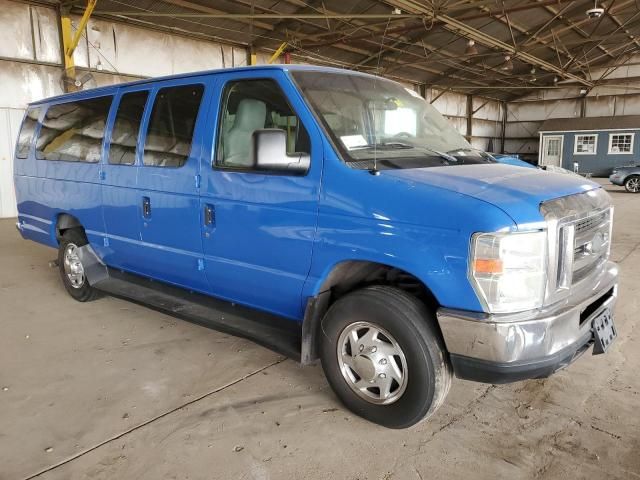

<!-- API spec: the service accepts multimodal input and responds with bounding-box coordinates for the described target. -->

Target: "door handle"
[204,204,215,227]
[142,196,151,218]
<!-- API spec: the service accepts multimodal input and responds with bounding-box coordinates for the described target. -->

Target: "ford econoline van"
[14,66,618,428]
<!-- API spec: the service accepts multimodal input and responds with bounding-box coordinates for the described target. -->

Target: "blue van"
[14,65,618,428]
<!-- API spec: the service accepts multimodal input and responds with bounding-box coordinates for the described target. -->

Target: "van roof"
[28,64,382,106]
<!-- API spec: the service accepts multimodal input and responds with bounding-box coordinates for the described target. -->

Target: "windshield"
[291,71,494,170]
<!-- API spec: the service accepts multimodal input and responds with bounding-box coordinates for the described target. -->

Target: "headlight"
[469,231,547,313]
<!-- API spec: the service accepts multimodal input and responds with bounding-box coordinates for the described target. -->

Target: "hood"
[382,163,601,226]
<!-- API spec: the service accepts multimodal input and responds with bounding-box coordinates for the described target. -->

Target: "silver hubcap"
[63,243,85,289]
[337,321,408,405]
[627,178,640,192]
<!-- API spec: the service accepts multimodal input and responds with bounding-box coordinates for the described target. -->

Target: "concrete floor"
[1,181,639,480]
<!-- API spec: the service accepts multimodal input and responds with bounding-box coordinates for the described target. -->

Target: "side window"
[36,96,112,162]
[143,84,204,168]
[216,79,310,169]
[108,91,149,165]
[15,107,41,159]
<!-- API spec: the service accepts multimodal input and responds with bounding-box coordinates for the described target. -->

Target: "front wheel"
[319,286,451,428]
[624,175,640,193]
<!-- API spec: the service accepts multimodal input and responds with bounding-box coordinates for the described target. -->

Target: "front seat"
[223,98,267,166]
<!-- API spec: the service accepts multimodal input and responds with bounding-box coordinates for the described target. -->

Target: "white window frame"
[573,134,598,155]
[608,133,635,155]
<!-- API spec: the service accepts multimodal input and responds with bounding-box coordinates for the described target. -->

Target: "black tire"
[624,175,640,193]
[58,229,101,302]
[319,286,452,429]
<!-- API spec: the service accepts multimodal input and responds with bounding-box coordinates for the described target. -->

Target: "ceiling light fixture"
[465,39,478,56]
[502,55,514,71]
[586,0,605,18]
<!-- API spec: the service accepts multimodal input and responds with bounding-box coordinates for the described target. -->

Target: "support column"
[268,42,288,64]
[60,0,97,92]
[466,94,473,143]
[500,101,507,154]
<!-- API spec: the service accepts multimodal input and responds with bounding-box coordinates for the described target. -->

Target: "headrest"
[233,98,267,131]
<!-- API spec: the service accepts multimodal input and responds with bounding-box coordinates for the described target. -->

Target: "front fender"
[302,214,483,312]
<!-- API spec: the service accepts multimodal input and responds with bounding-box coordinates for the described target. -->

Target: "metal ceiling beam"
[608,8,640,50]
[349,33,527,89]
[381,0,593,86]
[455,0,573,22]
[159,0,274,31]
[302,12,524,85]
[539,2,616,63]
[250,0,325,48]
[91,11,424,19]
[571,39,640,71]
[563,8,640,72]
[468,2,584,69]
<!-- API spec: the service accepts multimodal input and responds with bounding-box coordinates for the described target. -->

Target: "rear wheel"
[58,229,101,302]
[319,286,451,428]
[624,175,640,193]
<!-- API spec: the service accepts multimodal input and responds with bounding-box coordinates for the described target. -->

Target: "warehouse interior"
[2,0,640,217]
[1,1,640,479]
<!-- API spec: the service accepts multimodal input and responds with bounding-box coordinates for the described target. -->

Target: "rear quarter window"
[36,96,113,163]
[15,107,41,159]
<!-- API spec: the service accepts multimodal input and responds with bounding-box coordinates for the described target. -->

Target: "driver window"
[216,79,310,169]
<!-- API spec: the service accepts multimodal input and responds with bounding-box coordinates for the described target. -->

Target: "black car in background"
[610,165,640,193]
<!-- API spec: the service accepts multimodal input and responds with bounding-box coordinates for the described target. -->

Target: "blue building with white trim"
[538,115,640,176]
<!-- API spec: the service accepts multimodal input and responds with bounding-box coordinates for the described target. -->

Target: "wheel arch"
[53,212,84,243]
[301,259,443,365]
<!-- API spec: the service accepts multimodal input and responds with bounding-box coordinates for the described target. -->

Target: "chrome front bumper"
[436,261,618,382]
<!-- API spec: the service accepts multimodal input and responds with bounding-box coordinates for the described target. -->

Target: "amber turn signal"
[473,258,503,274]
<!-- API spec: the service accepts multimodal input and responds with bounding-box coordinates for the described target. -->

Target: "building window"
[574,134,597,155]
[608,133,634,154]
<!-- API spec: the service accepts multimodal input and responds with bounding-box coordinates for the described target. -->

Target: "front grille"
[541,189,612,302]
[575,210,607,235]
[571,209,611,284]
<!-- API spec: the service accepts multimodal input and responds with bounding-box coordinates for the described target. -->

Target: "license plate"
[592,308,616,354]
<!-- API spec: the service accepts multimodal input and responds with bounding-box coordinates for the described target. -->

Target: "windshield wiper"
[446,147,494,163]
[350,142,415,150]
[446,147,481,154]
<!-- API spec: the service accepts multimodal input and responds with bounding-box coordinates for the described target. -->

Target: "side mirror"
[253,129,310,174]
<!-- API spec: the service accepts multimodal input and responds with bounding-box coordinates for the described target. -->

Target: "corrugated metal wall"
[427,88,503,152]
[0,108,24,218]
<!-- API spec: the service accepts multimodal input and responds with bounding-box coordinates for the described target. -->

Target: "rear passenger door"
[101,87,150,270]
[135,78,211,292]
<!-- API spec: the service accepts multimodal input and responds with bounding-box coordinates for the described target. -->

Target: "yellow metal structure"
[268,42,288,64]
[61,0,98,91]
[250,52,258,66]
